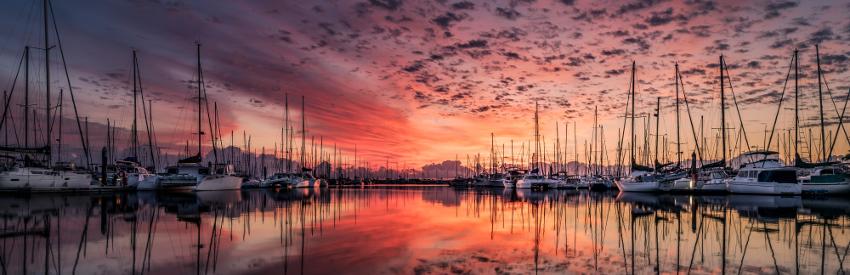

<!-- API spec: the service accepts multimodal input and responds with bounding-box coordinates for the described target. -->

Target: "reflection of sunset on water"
[1,188,847,274]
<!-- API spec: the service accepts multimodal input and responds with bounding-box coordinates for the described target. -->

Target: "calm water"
[1,187,848,274]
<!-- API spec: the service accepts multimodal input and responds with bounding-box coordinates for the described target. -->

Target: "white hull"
[699,181,727,192]
[616,180,659,192]
[515,178,557,189]
[140,174,197,191]
[195,175,242,191]
[666,178,692,191]
[726,181,801,195]
[0,168,92,192]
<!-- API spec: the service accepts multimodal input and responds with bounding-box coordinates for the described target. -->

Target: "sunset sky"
[1,0,849,167]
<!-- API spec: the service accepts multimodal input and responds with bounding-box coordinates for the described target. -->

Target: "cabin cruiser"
[515,169,557,189]
[726,151,800,195]
[137,157,200,191]
[799,165,850,194]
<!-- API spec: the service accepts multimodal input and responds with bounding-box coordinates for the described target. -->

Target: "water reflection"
[0,187,848,274]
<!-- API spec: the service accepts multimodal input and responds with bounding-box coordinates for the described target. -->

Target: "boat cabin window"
[756,170,797,183]
[821,169,835,175]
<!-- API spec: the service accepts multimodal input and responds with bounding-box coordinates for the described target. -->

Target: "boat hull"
[802,182,850,194]
[0,168,92,192]
[195,175,242,191]
[726,180,801,195]
[616,180,659,192]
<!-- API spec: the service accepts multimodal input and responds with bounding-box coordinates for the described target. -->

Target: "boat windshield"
[757,170,797,183]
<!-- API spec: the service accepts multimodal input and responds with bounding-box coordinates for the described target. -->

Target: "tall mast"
[794,49,799,161]
[301,96,306,170]
[57,89,62,162]
[132,50,139,159]
[24,47,29,149]
[654,97,660,170]
[675,63,681,165]
[816,45,826,161]
[285,93,290,173]
[490,132,495,174]
[593,106,599,175]
[534,102,539,171]
[720,55,727,164]
[630,61,636,169]
[44,0,51,165]
[196,42,202,157]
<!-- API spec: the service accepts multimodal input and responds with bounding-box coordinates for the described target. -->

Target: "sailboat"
[289,96,320,188]
[727,51,801,195]
[190,44,242,191]
[582,106,615,190]
[486,133,510,188]
[669,58,730,193]
[797,45,850,195]
[121,49,156,188]
[0,0,93,191]
[616,62,662,192]
[516,102,558,189]
[261,94,294,188]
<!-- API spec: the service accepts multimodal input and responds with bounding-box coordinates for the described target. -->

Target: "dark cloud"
[616,0,665,16]
[747,60,761,69]
[770,38,794,49]
[403,61,424,72]
[820,54,848,65]
[451,1,475,10]
[495,7,521,20]
[432,12,465,28]
[645,8,685,26]
[456,39,488,49]
[605,69,625,76]
[764,1,798,19]
[809,27,834,44]
[622,37,650,51]
[368,0,403,11]
[601,49,626,56]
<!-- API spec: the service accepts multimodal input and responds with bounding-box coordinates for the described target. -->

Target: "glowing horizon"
[1,0,849,169]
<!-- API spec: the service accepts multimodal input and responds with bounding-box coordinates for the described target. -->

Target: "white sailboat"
[516,103,558,189]
[616,62,662,193]
[0,1,92,192]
